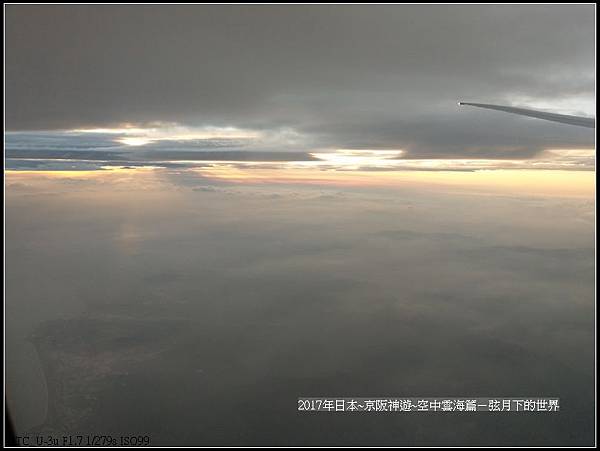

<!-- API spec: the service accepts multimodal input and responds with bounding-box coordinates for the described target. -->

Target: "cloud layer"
[5,5,595,158]
[5,170,595,444]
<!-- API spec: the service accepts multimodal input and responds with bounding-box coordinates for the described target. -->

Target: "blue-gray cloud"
[5,5,595,158]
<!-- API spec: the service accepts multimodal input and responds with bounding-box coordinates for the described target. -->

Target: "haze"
[4,4,596,446]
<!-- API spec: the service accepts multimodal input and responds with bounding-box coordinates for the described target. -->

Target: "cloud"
[5,5,595,158]
[6,170,595,443]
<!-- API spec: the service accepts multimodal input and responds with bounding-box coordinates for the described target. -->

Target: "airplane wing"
[459,102,595,128]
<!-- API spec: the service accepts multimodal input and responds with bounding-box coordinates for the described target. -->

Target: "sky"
[4,4,597,446]
[5,4,596,164]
